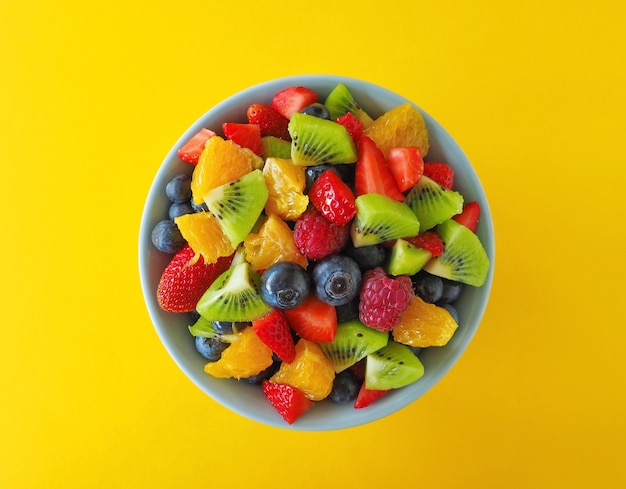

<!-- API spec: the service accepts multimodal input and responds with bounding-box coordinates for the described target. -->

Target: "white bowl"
[138,75,495,431]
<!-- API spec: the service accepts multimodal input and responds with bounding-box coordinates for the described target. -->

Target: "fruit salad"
[150,83,490,425]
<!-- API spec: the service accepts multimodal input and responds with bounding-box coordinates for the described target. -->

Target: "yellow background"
[2,0,625,487]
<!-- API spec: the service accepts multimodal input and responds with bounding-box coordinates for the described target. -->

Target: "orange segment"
[392,296,458,347]
[203,326,274,379]
[174,211,235,264]
[270,339,335,401]
[263,157,309,221]
[190,136,263,205]
[243,214,308,271]
[363,103,430,157]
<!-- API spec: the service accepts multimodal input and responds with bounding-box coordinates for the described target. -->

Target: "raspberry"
[359,267,415,332]
[293,207,349,260]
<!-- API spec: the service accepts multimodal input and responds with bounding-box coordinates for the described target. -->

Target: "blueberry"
[305,164,355,192]
[312,254,362,306]
[191,200,208,213]
[344,243,387,271]
[336,297,360,323]
[301,102,331,120]
[239,360,280,384]
[195,336,229,362]
[411,271,444,303]
[211,321,250,335]
[441,303,460,324]
[166,174,192,203]
[151,219,186,254]
[168,201,194,220]
[260,261,311,309]
[439,278,463,304]
[329,370,360,404]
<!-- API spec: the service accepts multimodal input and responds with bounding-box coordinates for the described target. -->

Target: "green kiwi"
[261,135,291,159]
[324,82,374,127]
[317,319,389,373]
[187,316,240,343]
[203,169,268,248]
[196,261,272,322]
[350,193,420,247]
[404,175,464,231]
[365,341,424,390]
[387,238,433,276]
[288,112,358,166]
[423,218,490,287]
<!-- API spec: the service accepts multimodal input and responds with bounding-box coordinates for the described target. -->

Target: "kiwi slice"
[288,112,358,166]
[365,341,424,390]
[350,193,420,247]
[187,316,240,344]
[196,261,272,322]
[387,238,432,276]
[203,169,268,248]
[324,83,374,127]
[317,319,389,373]
[404,175,464,231]
[261,135,291,159]
[423,219,490,287]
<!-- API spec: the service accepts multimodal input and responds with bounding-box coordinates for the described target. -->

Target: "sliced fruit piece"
[424,218,490,287]
[283,294,338,343]
[190,136,263,205]
[246,103,290,140]
[188,315,240,344]
[405,230,444,257]
[261,135,292,159]
[308,169,356,226]
[363,103,430,157]
[365,341,424,390]
[354,384,390,409]
[324,82,374,127]
[288,112,357,166]
[243,214,308,271]
[350,193,420,247]
[252,309,296,363]
[405,175,464,231]
[222,122,263,156]
[317,319,388,373]
[423,162,454,189]
[336,112,364,143]
[203,169,269,248]
[270,339,335,401]
[392,295,459,347]
[387,238,432,276]
[174,211,235,264]
[177,128,216,165]
[354,136,404,201]
[387,146,424,192]
[203,326,274,379]
[262,381,314,425]
[196,261,272,322]
[262,157,309,221]
[453,201,481,232]
[270,86,318,120]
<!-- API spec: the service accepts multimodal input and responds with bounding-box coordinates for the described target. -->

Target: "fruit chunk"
[336,112,364,143]
[174,211,235,264]
[354,384,390,409]
[262,157,309,221]
[252,310,296,363]
[354,136,405,201]
[178,128,216,165]
[453,201,481,232]
[262,381,314,424]
[392,295,459,347]
[424,219,490,287]
[387,146,424,192]
[309,169,356,226]
[423,162,454,189]
[270,86,318,120]
[270,339,335,401]
[288,112,358,166]
[405,175,464,231]
[283,293,338,343]
[387,238,432,276]
[246,103,290,140]
[324,82,374,127]
[365,341,424,390]
[293,207,350,261]
[261,135,292,159]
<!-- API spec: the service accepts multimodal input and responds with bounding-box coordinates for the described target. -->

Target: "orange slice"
[392,296,458,347]
[263,157,309,221]
[174,211,235,264]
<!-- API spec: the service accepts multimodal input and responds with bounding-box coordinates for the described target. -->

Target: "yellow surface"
[1,0,625,487]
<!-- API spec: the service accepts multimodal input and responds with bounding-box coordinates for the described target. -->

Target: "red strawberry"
[309,169,357,226]
[423,162,454,189]
[177,128,216,165]
[406,230,444,257]
[157,245,233,313]
[269,86,318,120]
[336,112,364,143]
[387,146,424,192]
[354,383,390,409]
[354,136,405,201]
[283,294,338,342]
[252,309,296,363]
[246,103,290,140]
[222,122,263,156]
[453,201,481,232]
[262,380,314,424]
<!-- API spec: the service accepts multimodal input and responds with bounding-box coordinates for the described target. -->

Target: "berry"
[423,162,454,189]
[411,271,444,303]
[344,243,387,270]
[240,361,280,384]
[252,310,296,363]
[212,321,250,335]
[304,164,354,193]
[336,112,364,143]
[439,278,463,304]
[354,136,404,201]
[222,122,263,156]
[329,370,360,404]
[262,380,315,425]
[406,230,444,257]
[259,261,311,310]
[177,128,216,165]
[453,201,481,232]
[359,267,414,331]
[387,146,424,192]
[269,86,318,120]
[151,219,186,254]
[353,384,390,409]
[312,254,362,307]
[246,103,290,140]
[441,303,460,324]
[283,294,338,342]
[293,207,350,261]
[195,336,230,362]
[335,297,360,323]
[301,102,331,120]
[309,169,357,226]
[166,174,192,202]
[168,201,194,220]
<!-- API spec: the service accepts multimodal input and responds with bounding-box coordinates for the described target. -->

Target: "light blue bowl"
[138,75,495,431]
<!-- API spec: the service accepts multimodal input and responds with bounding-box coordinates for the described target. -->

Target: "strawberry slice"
[246,103,290,140]
[283,294,337,343]
[387,146,424,192]
[269,86,318,120]
[262,380,314,424]
[309,169,357,226]
[222,122,263,156]
[252,309,296,363]
[423,162,454,189]
[177,128,216,165]
[354,136,405,201]
[453,201,481,232]
[336,112,364,143]
[406,230,444,257]
[157,245,233,313]
[353,383,390,409]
